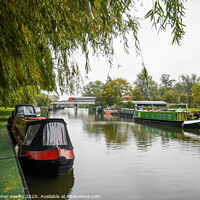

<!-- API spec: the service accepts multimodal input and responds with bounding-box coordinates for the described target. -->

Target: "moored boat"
[182,119,200,129]
[103,107,115,115]
[7,104,75,177]
[133,110,187,127]
[133,109,200,129]
[119,108,134,118]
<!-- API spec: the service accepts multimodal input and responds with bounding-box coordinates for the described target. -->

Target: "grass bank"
[0,107,14,120]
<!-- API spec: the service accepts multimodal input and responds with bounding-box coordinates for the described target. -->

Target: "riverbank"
[0,107,14,120]
[0,120,28,199]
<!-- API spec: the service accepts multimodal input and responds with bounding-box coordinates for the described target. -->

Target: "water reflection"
[22,109,200,200]
[24,169,74,200]
[83,115,133,150]
[133,122,200,153]
[82,111,200,152]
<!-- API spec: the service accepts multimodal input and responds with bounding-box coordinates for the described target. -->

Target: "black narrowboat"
[8,104,75,177]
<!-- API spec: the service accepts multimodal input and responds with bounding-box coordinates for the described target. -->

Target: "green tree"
[163,90,179,104]
[50,94,60,101]
[192,78,200,106]
[179,93,187,104]
[82,81,105,97]
[0,85,38,107]
[0,0,187,106]
[0,0,140,94]
[145,0,186,45]
[158,86,171,99]
[160,74,175,87]
[121,101,135,109]
[152,94,162,101]
[36,93,53,107]
[130,88,145,101]
[103,78,131,106]
[179,74,197,106]
[134,66,158,100]
[82,80,106,107]
[173,82,185,95]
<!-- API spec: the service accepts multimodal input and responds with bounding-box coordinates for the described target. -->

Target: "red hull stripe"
[21,149,74,160]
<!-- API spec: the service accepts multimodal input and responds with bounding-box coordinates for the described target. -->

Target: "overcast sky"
[61,1,200,99]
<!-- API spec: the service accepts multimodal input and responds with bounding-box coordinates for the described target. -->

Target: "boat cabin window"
[43,122,67,146]
[15,119,27,143]
[23,124,41,146]
[17,106,35,116]
[163,114,166,118]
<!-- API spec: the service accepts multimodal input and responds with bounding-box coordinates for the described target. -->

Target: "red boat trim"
[58,148,75,159]
[21,148,74,160]
[22,149,59,160]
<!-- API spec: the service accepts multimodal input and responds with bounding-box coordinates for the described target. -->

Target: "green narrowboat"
[133,110,187,127]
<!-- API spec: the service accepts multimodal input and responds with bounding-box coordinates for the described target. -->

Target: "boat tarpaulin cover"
[23,119,73,151]
[43,122,67,146]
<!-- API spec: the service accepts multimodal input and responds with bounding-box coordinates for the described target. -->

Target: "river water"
[24,108,200,200]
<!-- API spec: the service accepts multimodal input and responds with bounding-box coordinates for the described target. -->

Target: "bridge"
[51,97,96,109]
[51,100,95,105]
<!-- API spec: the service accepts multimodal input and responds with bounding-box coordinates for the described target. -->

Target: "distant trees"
[36,93,52,107]
[192,78,200,106]
[180,93,187,104]
[82,78,132,107]
[82,81,105,97]
[51,94,60,101]
[103,78,132,106]
[179,74,197,106]
[82,80,106,106]
[134,66,158,100]
[163,90,179,104]
[121,101,135,109]
[82,70,200,108]
[131,88,145,101]
[160,74,175,87]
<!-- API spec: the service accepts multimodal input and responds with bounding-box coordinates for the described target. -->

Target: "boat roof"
[137,110,184,113]
[16,117,66,125]
[121,101,167,107]
[15,104,35,108]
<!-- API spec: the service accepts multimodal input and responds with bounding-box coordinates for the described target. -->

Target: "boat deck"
[0,120,27,199]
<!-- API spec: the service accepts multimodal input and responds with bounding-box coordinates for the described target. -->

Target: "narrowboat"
[133,109,200,129]
[119,108,134,118]
[133,110,187,127]
[7,104,75,177]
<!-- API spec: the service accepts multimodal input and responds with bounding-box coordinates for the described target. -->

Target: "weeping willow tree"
[0,0,186,105]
